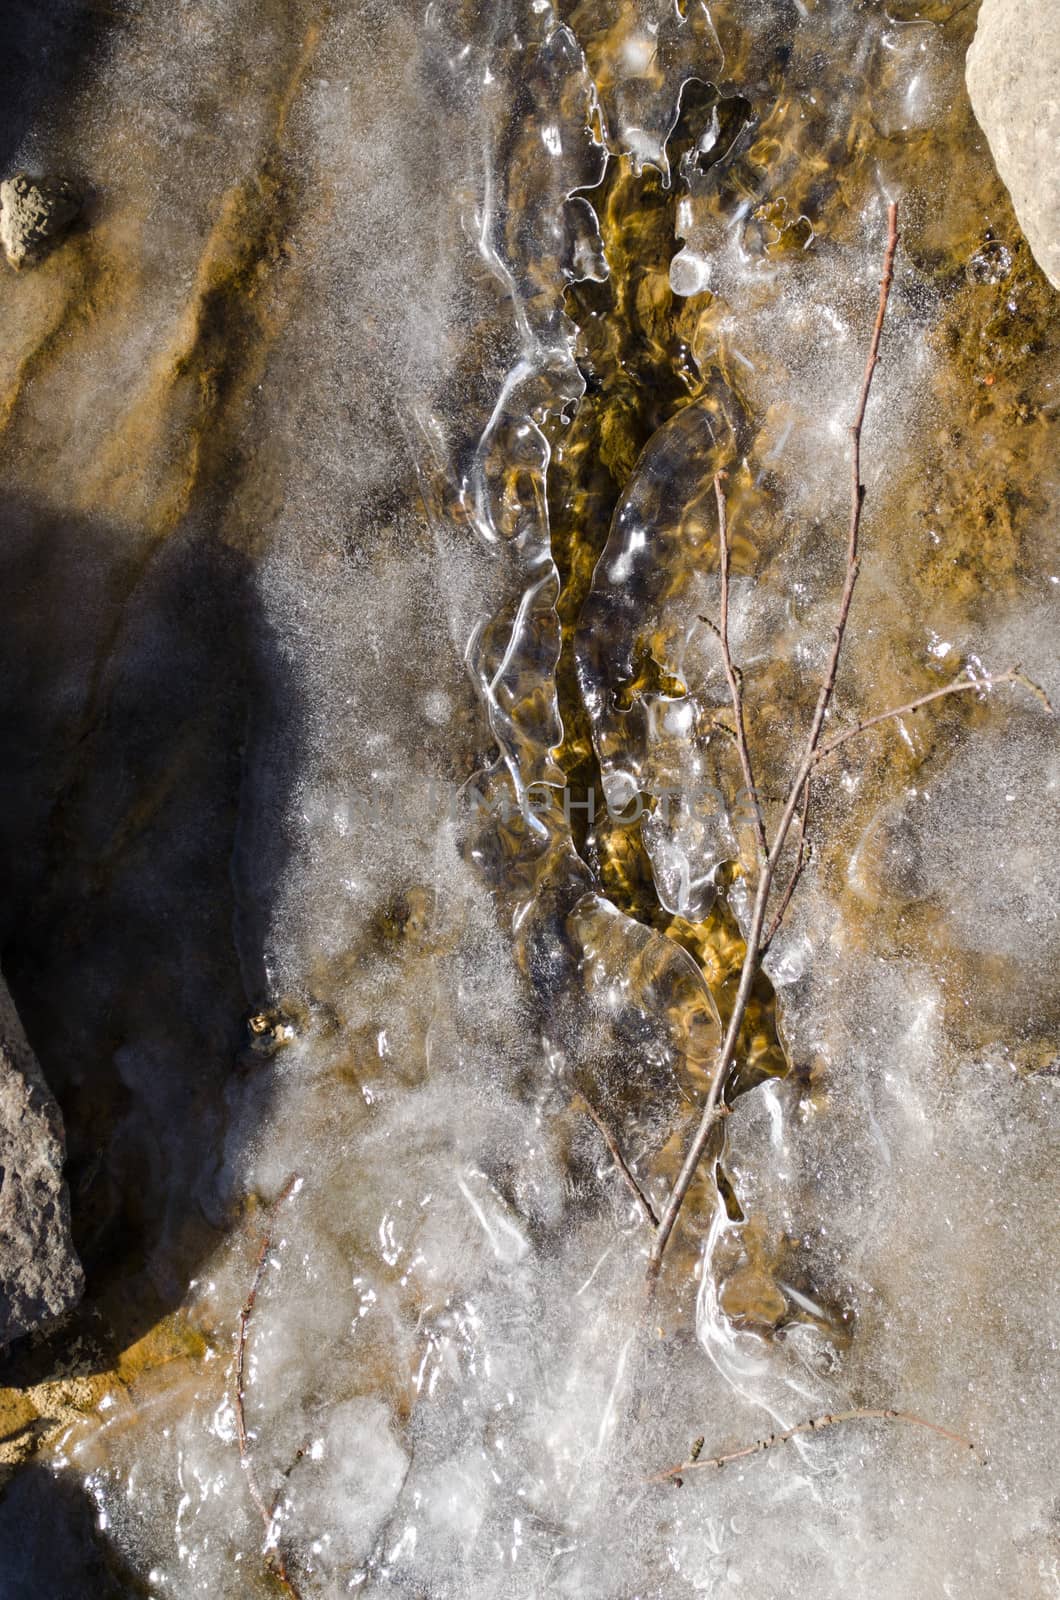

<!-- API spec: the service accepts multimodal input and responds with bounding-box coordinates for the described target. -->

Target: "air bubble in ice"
[669,247,711,296]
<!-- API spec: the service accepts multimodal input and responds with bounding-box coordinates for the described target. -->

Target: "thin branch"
[267,1442,313,1523]
[649,1406,983,1483]
[812,666,1052,768]
[767,202,902,865]
[576,1092,659,1227]
[760,775,811,955]
[234,1174,304,1600]
[648,204,901,1283]
[756,667,1050,955]
[713,472,768,865]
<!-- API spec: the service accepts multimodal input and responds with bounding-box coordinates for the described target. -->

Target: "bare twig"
[267,1442,313,1523]
[714,472,768,864]
[812,666,1052,768]
[576,1092,659,1227]
[698,708,739,743]
[761,774,811,955]
[647,204,901,1283]
[234,1174,304,1600]
[765,202,903,870]
[1009,667,1056,715]
[649,1406,982,1482]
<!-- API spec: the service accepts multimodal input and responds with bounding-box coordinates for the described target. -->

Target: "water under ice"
[0,0,1056,1596]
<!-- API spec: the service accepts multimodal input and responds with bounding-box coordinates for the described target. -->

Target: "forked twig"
[646,202,1049,1285]
[234,1174,304,1600]
[576,1092,659,1227]
[761,669,1049,950]
[811,666,1051,768]
[647,204,901,1282]
[649,1406,983,1483]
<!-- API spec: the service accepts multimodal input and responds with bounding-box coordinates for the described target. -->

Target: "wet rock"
[966,0,1060,289]
[0,173,81,270]
[0,975,83,1347]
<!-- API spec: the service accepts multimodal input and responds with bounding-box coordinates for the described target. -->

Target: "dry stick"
[267,1442,314,1523]
[647,203,902,1284]
[761,774,811,956]
[234,1174,305,1600]
[648,1406,982,1483]
[763,668,1052,952]
[762,201,903,891]
[576,1092,659,1227]
[811,666,1052,768]
[714,472,768,864]
[760,669,1048,948]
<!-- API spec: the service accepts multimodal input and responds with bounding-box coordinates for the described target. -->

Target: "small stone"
[0,173,81,270]
[966,0,1060,290]
[0,975,83,1348]
[718,1264,787,1331]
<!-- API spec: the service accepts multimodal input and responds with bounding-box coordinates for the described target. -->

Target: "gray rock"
[0,975,83,1347]
[0,173,80,270]
[966,0,1060,290]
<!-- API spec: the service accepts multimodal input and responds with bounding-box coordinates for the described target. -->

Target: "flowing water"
[0,1,1056,1595]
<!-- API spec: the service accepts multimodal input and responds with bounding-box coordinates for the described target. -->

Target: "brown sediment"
[0,7,327,1475]
[0,235,118,434]
[80,19,323,545]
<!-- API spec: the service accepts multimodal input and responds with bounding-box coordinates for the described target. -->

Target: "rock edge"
[0,975,84,1348]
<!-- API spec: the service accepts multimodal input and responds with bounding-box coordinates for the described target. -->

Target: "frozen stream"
[0,1,1056,1596]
